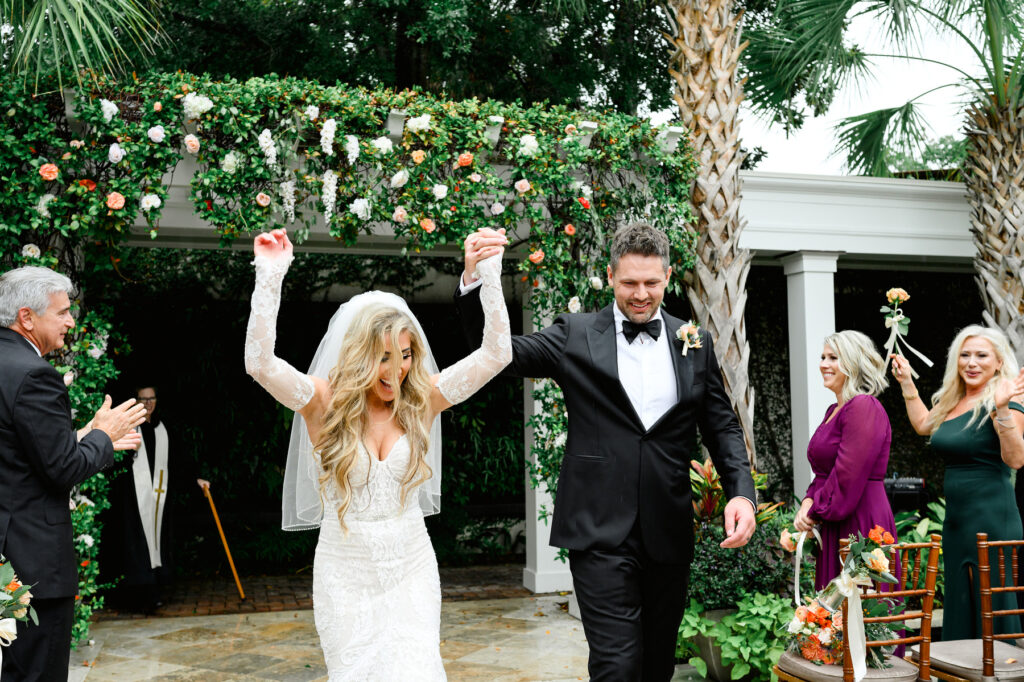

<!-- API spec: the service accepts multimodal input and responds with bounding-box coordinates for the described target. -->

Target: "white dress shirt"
[611,305,677,430]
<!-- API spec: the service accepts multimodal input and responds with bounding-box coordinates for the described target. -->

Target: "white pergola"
[128,170,975,593]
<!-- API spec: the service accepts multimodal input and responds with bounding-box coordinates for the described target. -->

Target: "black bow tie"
[622,318,662,344]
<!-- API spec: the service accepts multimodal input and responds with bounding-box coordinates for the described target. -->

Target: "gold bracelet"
[902,393,919,401]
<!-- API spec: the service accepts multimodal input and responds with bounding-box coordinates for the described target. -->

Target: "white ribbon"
[882,309,934,379]
[833,572,872,682]
[0,615,17,677]
[793,528,823,607]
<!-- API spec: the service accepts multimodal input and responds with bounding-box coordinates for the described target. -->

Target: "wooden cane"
[203,486,246,600]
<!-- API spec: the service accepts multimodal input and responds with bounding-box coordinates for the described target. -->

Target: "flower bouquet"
[880,287,933,378]
[0,556,37,651]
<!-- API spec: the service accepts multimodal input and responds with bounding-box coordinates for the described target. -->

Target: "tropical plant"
[894,499,946,606]
[690,457,784,529]
[756,0,1024,357]
[0,0,162,91]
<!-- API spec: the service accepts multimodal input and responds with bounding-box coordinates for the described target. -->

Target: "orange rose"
[39,163,59,181]
[419,218,436,233]
[868,526,885,544]
[106,192,126,210]
[457,152,473,167]
[411,149,426,164]
[5,579,20,592]
[794,605,810,622]
[780,528,796,552]
[528,249,544,265]
[564,224,576,236]
[153,102,163,112]
[77,179,96,192]
[883,531,894,544]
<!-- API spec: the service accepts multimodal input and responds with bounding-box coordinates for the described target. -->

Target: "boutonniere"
[676,320,702,356]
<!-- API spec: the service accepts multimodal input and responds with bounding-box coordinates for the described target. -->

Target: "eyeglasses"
[138,397,157,402]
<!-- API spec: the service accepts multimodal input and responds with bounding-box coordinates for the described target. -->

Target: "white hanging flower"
[392,206,409,223]
[554,432,567,448]
[34,195,55,219]
[304,105,319,121]
[320,118,337,156]
[280,180,296,223]
[107,143,125,164]
[21,243,42,258]
[519,134,540,157]
[589,276,604,290]
[221,152,239,174]
[432,184,448,200]
[349,198,372,221]
[489,202,505,216]
[568,296,581,313]
[345,135,360,165]
[140,194,162,212]
[322,170,337,224]
[147,125,166,143]
[371,136,393,154]
[390,169,410,188]
[182,92,214,120]
[406,114,431,133]
[184,134,201,154]
[76,534,95,548]
[99,99,118,122]
[258,128,277,167]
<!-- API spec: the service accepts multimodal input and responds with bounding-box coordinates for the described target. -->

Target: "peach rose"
[457,152,473,167]
[419,218,436,233]
[411,149,426,164]
[515,178,531,194]
[886,287,910,305]
[528,250,544,265]
[39,164,59,181]
[184,134,200,154]
[564,224,576,236]
[153,102,163,112]
[780,528,796,552]
[61,152,71,160]
[255,192,271,207]
[106,192,126,210]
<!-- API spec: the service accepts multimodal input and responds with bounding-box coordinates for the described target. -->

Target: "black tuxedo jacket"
[0,328,113,598]
[455,288,755,563]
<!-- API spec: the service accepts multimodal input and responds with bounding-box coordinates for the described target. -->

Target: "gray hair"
[0,266,75,327]
[824,330,889,402]
[609,222,670,272]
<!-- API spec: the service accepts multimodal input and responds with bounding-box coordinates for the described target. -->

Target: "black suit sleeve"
[695,331,756,504]
[13,367,114,492]
[454,282,568,379]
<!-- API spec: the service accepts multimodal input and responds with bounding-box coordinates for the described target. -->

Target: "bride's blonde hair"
[924,324,1019,433]
[314,303,434,529]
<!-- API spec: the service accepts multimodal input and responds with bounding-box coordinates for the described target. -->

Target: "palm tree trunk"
[965,104,1024,360]
[664,0,756,465]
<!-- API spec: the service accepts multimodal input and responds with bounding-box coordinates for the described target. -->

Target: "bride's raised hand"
[254,228,293,260]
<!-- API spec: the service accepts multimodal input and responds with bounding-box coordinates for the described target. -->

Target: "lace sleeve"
[244,254,316,411]
[438,254,512,405]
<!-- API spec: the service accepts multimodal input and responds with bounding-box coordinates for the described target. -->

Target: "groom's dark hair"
[609,222,670,272]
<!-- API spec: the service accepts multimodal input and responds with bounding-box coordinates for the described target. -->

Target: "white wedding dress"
[243,252,510,681]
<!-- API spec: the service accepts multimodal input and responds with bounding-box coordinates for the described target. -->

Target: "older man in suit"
[0,266,146,681]
[456,223,756,681]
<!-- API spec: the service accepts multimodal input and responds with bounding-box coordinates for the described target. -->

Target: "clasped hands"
[462,228,508,286]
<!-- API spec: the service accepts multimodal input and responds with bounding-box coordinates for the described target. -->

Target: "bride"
[243,228,510,679]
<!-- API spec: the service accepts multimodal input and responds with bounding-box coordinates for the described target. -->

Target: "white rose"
[221,152,239,174]
[21,243,41,259]
[787,616,803,634]
[406,114,431,132]
[76,534,95,548]
[107,143,125,164]
[147,125,166,143]
[140,194,162,212]
[568,296,581,313]
[818,627,833,646]
[390,169,410,188]
[371,136,393,154]
[182,92,213,120]
[0,618,17,644]
[349,198,372,221]
[432,184,448,200]
[392,206,409,223]
[519,134,539,157]
[63,371,75,387]
[515,178,531,194]
[469,172,482,183]
[99,99,118,123]
[489,202,505,216]
[184,134,200,154]
[589,276,604,290]
[304,105,319,121]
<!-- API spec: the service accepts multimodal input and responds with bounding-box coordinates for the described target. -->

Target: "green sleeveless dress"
[930,401,1024,640]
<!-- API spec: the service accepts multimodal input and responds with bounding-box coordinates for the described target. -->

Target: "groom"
[456,222,756,681]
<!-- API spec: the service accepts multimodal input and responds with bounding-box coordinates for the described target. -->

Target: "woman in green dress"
[892,325,1024,640]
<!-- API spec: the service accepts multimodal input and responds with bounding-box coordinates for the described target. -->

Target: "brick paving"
[95,562,536,621]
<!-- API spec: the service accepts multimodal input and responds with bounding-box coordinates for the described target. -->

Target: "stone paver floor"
[72,595,704,681]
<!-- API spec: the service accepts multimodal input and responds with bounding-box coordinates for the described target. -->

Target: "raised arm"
[433,252,512,412]
[244,229,318,414]
[890,354,932,435]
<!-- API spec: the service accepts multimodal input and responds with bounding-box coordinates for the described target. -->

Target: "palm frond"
[833,101,929,176]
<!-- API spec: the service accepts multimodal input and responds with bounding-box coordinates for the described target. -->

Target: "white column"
[781,251,841,499]
[522,306,573,593]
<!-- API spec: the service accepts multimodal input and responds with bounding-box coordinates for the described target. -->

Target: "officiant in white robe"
[104,385,209,612]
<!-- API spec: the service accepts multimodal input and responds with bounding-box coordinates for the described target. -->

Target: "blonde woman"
[793,330,898,589]
[892,325,1024,640]
[243,228,511,679]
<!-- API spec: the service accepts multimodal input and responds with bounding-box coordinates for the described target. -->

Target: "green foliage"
[680,592,794,681]
[894,499,945,607]
[886,135,967,179]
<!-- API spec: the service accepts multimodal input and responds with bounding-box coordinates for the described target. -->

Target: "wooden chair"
[914,533,1024,682]
[775,533,942,682]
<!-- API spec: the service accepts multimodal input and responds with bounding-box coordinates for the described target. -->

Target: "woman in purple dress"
[794,330,897,589]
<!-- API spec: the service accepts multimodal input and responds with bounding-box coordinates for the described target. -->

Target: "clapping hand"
[462,228,507,285]
[91,395,147,445]
[994,368,1024,409]
[254,228,293,260]
[111,431,142,452]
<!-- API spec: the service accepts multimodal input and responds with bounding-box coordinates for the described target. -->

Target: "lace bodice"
[321,436,418,523]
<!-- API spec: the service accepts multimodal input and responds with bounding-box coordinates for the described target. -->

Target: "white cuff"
[459,274,484,294]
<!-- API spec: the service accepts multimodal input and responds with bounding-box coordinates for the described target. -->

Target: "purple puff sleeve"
[808,395,890,522]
